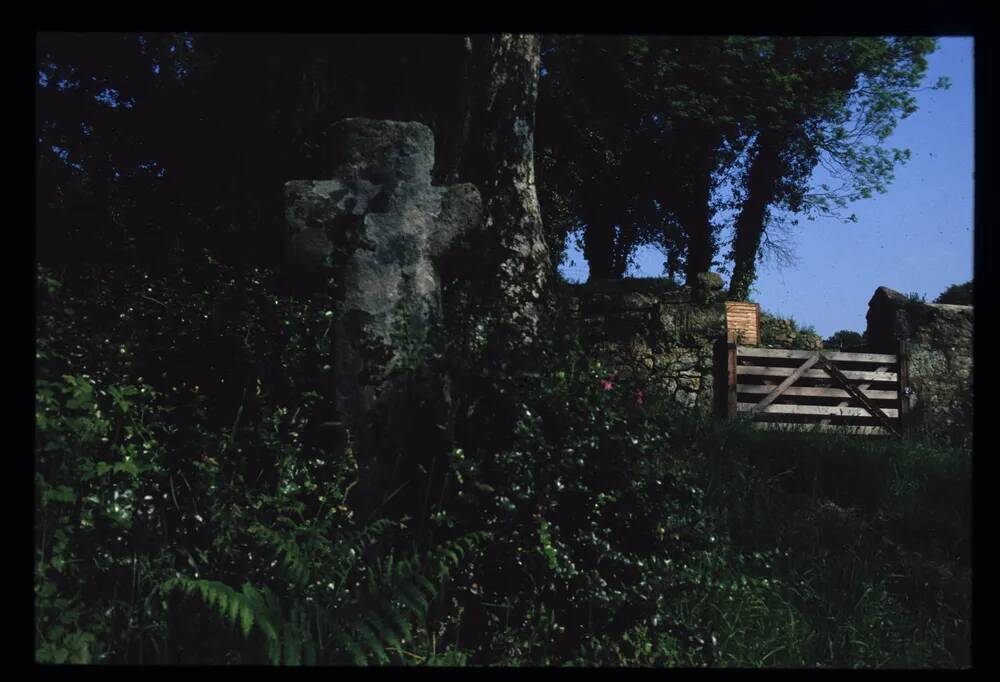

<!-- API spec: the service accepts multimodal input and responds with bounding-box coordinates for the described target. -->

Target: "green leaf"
[113,460,140,476]
[239,604,255,638]
[42,486,76,506]
[282,630,301,666]
[355,622,389,665]
[397,583,428,617]
[228,593,242,628]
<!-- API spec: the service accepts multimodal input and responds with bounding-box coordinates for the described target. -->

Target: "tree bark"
[612,222,637,277]
[680,162,716,286]
[728,131,783,301]
[728,38,801,301]
[458,34,552,354]
[583,221,618,280]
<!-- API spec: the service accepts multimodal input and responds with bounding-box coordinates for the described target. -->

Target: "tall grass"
[668,418,971,668]
[434,411,971,667]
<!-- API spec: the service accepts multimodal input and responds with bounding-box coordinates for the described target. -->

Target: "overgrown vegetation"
[759,311,823,350]
[535,36,945,295]
[934,281,973,306]
[36,258,484,665]
[36,263,970,667]
[823,329,865,350]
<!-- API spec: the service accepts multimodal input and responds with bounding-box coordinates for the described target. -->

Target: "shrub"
[933,281,972,306]
[35,258,478,664]
[823,330,864,350]
[759,311,823,350]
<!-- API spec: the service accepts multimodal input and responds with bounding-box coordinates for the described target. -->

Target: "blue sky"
[558,37,974,338]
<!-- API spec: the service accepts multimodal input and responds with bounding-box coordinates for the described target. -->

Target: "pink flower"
[634,389,644,406]
[601,379,614,391]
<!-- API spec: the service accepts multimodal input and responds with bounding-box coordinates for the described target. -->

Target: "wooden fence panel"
[751,423,891,436]
[737,346,898,364]
[736,366,898,382]
[727,345,904,436]
[737,385,898,400]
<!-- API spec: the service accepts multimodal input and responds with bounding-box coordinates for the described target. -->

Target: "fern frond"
[266,635,281,665]
[334,629,368,666]
[383,553,395,587]
[282,627,302,666]
[303,640,317,666]
[361,607,401,655]
[162,577,278,649]
[413,573,437,599]
[228,591,243,624]
[396,582,429,617]
[239,602,255,637]
[161,529,490,665]
[353,621,390,665]
[376,598,414,644]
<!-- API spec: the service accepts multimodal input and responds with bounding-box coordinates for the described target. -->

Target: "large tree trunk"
[582,188,630,280]
[680,162,716,286]
[728,131,783,300]
[583,221,618,280]
[612,222,638,277]
[728,39,802,301]
[583,221,635,280]
[439,36,553,530]
[458,34,552,355]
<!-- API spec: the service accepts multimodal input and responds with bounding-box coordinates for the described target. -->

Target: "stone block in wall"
[677,369,702,392]
[865,286,973,435]
[674,389,699,409]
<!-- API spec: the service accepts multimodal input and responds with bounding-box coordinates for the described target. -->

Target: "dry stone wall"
[865,286,973,435]
[564,276,727,413]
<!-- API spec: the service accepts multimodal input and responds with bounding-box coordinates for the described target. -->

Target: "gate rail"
[724,333,910,436]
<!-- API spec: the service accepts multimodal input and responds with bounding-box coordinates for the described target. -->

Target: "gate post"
[898,339,911,435]
[727,331,738,419]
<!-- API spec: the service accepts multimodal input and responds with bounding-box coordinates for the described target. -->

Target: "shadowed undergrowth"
[35,262,970,667]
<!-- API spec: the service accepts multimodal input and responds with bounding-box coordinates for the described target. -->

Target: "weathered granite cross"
[284,118,482,513]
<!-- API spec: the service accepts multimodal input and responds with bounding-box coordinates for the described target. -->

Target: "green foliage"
[537,36,941,287]
[439,342,713,662]
[759,310,823,350]
[35,260,970,667]
[689,422,970,667]
[35,285,178,663]
[538,36,764,282]
[933,280,972,305]
[163,527,490,665]
[823,329,864,350]
[35,260,491,665]
[437,307,969,666]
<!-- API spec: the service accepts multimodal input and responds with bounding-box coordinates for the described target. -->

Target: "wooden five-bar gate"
[724,333,910,436]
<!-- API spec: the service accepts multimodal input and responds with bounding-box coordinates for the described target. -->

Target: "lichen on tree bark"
[456,34,552,359]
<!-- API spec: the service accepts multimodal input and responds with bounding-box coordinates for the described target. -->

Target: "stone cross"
[284,118,482,512]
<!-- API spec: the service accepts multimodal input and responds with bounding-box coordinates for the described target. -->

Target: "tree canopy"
[535,36,942,297]
[934,280,973,305]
